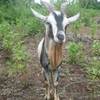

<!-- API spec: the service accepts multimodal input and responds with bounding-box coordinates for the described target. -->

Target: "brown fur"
[48,41,63,70]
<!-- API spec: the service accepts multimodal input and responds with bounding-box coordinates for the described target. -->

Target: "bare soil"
[0,26,100,100]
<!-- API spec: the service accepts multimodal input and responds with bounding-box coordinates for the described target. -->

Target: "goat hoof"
[45,95,50,100]
[54,97,60,100]
[45,97,50,100]
[54,94,60,100]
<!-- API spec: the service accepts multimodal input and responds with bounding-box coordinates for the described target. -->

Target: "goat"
[30,1,80,100]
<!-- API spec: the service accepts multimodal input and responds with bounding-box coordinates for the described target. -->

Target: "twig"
[59,79,100,91]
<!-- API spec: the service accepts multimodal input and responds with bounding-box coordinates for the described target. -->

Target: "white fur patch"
[46,13,58,40]
[38,38,44,58]
[62,17,69,29]
[54,11,61,16]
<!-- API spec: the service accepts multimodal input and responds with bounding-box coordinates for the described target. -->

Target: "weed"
[2,32,19,53]
[8,35,28,76]
[67,42,83,64]
[0,22,28,77]
[92,40,100,56]
[90,22,98,39]
[0,22,11,39]
[71,20,83,36]
[62,58,68,65]
[86,57,100,99]
[86,57,100,81]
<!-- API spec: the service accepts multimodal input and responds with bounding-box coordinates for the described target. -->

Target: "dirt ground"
[0,26,100,100]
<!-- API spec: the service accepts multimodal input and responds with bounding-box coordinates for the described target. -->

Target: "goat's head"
[30,1,80,44]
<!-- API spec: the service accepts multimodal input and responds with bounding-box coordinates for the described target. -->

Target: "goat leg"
[54,82,60,100]
[45,81,50,100]
[44,69,50,100]
[52,69,60,100]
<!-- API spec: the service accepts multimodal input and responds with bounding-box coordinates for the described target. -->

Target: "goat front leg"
[43,69,50,100]
[52,69,60,100]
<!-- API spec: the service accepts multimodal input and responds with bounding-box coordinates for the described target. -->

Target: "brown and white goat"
[30,1,80,100]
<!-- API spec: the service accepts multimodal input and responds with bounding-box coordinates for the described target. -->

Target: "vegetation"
[67,42,83,63]
[92,40,100,56]
[0,0,100,99]
[0,21,28,77]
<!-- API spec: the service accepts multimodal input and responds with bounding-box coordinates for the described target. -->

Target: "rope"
[59,79,100,91]
[58,68,67,74]
[48,65,67,74]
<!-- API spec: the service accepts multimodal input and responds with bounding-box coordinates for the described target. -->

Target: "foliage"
[81,9,98,26]
[0,0,45,35]
[8,39,28,76]
[67,1,99,25]
[0,21,28,76]
[70,20,83,35]
[86,57,100,99]
[2,32,18,53]
[67,42,83,63]
[92,40,100,56]
[90,22,99,38]
[66,1,81,17]
[79,0,100,9]
[0,22,11,39]
[86,57,100,81]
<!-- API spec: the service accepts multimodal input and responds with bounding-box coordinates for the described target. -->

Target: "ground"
[0,26,100,100]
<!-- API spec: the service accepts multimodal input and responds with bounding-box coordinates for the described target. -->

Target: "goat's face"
[30,1,80,44]
[46,11,67,43]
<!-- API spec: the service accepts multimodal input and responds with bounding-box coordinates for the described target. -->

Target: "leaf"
[9,69,15,76]
[18,64,25,69]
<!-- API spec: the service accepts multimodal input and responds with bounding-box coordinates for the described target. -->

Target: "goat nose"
[57,31,64,41]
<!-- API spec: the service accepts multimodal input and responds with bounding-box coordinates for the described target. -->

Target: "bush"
[92,41,100,56]
[67,42,83,64]
[0,22,11,39]
[0,21,28,76]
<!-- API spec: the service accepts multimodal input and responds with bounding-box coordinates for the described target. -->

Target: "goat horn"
[30,7,47,23]
[60,2,68,13]
[68,13,80,23]
[41,0,55,13]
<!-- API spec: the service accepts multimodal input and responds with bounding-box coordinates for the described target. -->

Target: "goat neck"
[45,37,63,70]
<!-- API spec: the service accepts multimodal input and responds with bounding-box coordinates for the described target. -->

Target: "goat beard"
[54,40,63,46]
[48,42,63,70]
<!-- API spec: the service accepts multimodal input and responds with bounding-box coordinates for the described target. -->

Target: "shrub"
[0,21,28,76]
[92,40,100,56]
[0,22,11,39]
[86,57,100,99]
[67,42,83,63]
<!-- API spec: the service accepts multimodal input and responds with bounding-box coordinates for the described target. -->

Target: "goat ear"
[30,7,47,23]
[68,13,80,23]
[41,0,55,13]
[60,2,68,13]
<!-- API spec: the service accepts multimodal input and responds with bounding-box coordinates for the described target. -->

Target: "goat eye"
[46,22,53,39]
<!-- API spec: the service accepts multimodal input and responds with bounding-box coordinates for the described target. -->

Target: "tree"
[79,0,100,9]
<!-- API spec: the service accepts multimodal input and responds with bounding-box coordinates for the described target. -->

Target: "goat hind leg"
[44,69,50,100]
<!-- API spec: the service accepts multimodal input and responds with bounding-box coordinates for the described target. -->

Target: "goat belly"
[38,38,44,58]
[40,39,49,70]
